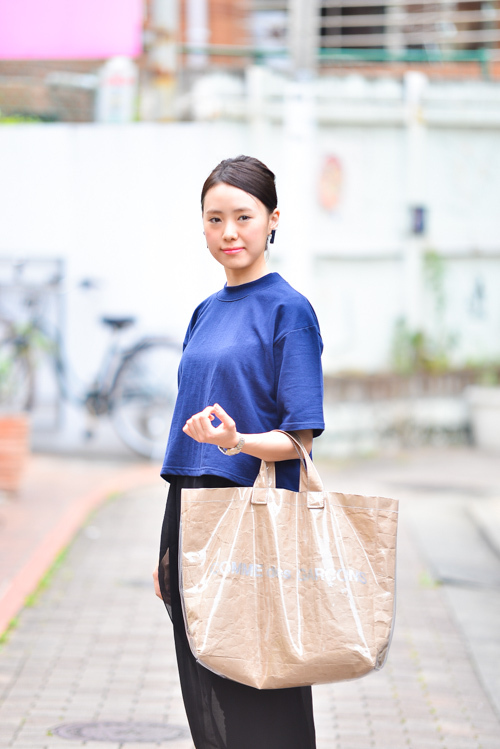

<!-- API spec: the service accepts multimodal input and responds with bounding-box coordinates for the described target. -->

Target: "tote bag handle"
[252,430,324,508]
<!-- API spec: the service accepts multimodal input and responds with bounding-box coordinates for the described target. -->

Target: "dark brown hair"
[201,155,277,213]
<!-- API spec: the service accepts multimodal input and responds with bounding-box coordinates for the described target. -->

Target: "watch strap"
[218,434,245,456]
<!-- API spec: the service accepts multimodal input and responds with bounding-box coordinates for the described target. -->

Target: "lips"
[222,247,244,254]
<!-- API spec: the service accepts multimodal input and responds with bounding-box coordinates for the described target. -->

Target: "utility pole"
[386,0,405,55]
[288,0,319,75]
[280,0,320,296]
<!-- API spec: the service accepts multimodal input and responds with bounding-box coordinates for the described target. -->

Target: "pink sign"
[0,0,143,59]
[318,155,343,212]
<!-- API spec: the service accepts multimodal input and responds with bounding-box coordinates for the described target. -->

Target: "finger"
[185,406,216,428]
[183,414,212,442]
[183,420,202,442]
[213,403,235,429]
[183,406,231,444]
[183,421,197,442]
[201,405,216,419]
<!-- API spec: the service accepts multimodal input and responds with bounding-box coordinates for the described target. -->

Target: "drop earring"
[270,229,276,244]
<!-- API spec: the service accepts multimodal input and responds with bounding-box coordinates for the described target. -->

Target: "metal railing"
[323,1,500,54]
[251,0,500,64]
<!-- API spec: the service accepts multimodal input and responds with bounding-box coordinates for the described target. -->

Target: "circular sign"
[318,155,343,211]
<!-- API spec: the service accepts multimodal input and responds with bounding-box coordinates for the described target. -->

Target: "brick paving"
[0,449,499,748]
[313,510,500,749]
[0,484,192,749]
[0,455,159,635]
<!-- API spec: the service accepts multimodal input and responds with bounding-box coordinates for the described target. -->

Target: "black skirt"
[158,474,317,749]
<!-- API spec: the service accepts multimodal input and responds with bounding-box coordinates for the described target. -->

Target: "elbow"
[295,429,313,455]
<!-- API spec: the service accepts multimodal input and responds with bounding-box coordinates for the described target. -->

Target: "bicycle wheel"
[110,340,181,459]
[0,320,35,411]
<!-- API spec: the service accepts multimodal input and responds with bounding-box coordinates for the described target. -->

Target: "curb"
[0,463,160,635]
[467,497,500,561]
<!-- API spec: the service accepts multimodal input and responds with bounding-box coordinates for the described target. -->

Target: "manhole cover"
[51,721,189,743]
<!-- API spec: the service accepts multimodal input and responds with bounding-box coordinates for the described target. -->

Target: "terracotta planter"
[0,414,30,494]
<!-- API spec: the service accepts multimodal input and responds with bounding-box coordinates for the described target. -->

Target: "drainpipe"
[186,0,209,69]
[403,71,428,333]
[143,0,179,120]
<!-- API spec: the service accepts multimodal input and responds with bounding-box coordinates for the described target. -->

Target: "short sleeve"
[274,325,325,437]
[182,294,215,351]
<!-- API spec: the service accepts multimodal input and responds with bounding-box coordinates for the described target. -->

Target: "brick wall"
[179,0,249,69]
[0,60,102,122]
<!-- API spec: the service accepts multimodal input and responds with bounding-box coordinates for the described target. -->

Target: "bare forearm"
[182,404,313,461]
[240,429,313,462]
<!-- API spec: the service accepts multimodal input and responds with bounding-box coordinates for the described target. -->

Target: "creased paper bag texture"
[180,433,398,690]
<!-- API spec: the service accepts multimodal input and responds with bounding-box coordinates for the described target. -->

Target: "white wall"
[427,129,500,252]
[0,93,499,388]
[0,122,252,385]
[313,126,407,255]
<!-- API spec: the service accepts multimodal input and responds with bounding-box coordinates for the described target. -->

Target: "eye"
[239,215,250,221]
[208,217,221,223]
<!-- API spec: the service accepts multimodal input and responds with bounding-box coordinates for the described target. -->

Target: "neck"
[225,262,269,287]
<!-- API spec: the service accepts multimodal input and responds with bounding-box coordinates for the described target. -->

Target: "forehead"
[203,183,263,213]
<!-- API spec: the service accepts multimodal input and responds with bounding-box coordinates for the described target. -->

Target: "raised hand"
[182,403,239,450]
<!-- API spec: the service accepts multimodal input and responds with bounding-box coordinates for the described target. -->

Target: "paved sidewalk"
[0,455,159,635]
[0,448,500,748]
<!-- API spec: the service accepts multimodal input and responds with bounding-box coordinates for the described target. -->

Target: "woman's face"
[202,183,279,286]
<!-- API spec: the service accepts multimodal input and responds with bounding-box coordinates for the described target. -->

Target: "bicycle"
[0,263,182,460]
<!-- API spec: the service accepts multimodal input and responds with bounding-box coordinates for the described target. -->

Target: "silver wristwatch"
[218,434,245,456]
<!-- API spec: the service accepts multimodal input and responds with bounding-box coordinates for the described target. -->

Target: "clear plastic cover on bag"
[179,432,398,690]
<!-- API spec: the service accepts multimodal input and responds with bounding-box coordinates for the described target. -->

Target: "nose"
[223,220,238,241]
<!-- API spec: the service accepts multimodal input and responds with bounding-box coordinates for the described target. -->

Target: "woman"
[154,155,324,749]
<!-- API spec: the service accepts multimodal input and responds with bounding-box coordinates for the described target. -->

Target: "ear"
[269,209,280,232]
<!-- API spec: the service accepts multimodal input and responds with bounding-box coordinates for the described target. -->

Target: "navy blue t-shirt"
[161,272,324,491]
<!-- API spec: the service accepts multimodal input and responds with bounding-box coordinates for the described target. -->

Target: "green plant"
[0,109,49,124]
[0,617,19,647]
[463,357,500,386]
[423,250,446,317]
[390,250,458,375]
[477,367,500,387]
[418,569,441,589]
[0,348,26,408]
[0,319,55,410]
[390,318,454,374]
[0,355,13,389]
[423,249,459,365]
[24,548,68,607]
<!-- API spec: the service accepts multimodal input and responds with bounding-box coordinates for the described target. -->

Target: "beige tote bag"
[180,431,398,690]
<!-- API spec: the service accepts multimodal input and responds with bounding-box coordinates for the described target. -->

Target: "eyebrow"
[205,207,255,215]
